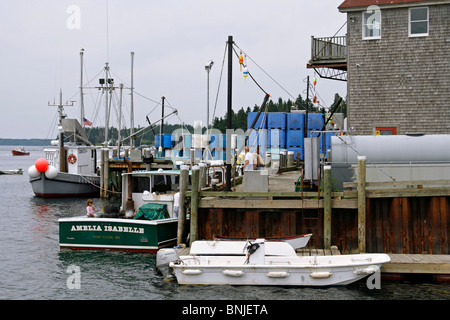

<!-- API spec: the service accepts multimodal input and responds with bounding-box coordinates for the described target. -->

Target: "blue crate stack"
[267,113,286,158]
[286,113,305,160]
[247,112,268,153]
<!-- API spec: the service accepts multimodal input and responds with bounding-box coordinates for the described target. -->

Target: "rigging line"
[309,84,329,111]
[45,112,59,140]
[233,43,296,101]
[312,21,347,60]
[212,42,227,122]
[161,97,178,113]
[231,45,269,96]
[145,100,162,118]
[133,90,162,105]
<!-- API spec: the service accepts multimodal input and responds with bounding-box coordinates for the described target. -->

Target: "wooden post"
[177,166,189,245]
[358,156,367,253]
[279,152,285,175]
[190,166,200,247]
[101,148,109,198]
[199,163,207,188]
[323,165,332,249]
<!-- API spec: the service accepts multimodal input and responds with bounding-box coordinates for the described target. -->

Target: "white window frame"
[409,7,429,37]
[362,9,382,40]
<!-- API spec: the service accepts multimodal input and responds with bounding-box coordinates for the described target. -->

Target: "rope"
[231,45,269,96]
[233,43,300,103]
[212,42,228,123]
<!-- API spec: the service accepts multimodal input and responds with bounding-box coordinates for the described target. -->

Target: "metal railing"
[311,36,347,63]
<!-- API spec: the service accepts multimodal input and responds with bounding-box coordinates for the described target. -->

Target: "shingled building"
[310,0,450,135]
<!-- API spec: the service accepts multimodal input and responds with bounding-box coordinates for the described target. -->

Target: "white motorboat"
[157,239,391,286]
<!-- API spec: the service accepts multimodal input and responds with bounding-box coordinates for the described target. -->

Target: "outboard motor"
[245,239,265,265]
[156,248,179,279]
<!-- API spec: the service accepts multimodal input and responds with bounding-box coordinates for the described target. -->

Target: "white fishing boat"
[157,239,391,286]
[28,115,100,198]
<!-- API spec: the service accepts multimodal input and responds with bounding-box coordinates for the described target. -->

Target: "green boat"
[59,169,191,252]
[59,203,179,252]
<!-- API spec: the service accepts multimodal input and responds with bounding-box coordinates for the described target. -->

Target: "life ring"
[68,154,77,164]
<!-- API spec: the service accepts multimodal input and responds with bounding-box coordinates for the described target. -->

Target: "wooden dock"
[382,254,450,275]
[178,160,450,280]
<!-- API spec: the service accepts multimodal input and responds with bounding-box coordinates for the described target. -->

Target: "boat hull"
[30,172,99,198]
[170,253,391,286]
[59,216,179,252]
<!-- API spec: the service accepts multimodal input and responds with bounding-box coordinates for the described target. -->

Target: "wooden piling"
[358,156,367,253]
[177,166,189,245]
[199,163,207,188]
[323,165,332,249]
[190,166,200,247]
[101,148,109,198]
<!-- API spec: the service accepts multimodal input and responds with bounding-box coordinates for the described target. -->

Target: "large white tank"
[330,134,450,189]
[330,134,450,164]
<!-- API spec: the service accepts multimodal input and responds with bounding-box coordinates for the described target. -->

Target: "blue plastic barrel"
[248,112,268,129]
[268,113,286,129]
[286,113,305,130]
[286,130,304,147]
[268,129,286,148]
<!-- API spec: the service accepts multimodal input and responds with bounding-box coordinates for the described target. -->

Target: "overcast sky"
[0,0,347,139]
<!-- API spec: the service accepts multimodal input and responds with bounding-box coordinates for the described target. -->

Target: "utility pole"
[225,35,233,191]
[304,76,310,138]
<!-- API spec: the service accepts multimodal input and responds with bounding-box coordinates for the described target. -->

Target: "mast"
[118,83,124,155]
[104,62,110,145]
[48,89,73,172]
[80,49,85,126]
[161,96,165,135]
[130,52,135,147]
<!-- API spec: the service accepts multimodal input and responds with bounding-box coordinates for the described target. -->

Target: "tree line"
[82,93,346,146]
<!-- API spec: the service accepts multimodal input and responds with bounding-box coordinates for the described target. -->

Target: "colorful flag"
[83,118,93,126]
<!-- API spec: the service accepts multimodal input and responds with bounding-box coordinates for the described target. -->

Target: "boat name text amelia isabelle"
[70,225,145,234]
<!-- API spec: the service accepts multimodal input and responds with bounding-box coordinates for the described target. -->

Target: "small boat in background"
[0,169,23,175]
[12,147,30,156]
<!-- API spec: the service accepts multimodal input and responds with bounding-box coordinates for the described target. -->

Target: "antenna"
[106,0,110,62]
[48,89,74,125]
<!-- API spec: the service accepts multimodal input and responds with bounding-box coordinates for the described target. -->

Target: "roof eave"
[338,0,450,12]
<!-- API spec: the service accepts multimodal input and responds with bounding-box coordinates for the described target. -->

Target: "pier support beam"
[190,166,200,246]
[358,156,367,253]
[323,165,332,249]
[177,166,189,245]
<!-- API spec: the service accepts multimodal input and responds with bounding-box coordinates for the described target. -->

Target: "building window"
[409,7,429,37]
[362,8,381,40]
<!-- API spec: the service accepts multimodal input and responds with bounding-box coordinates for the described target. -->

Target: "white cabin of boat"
[121,169,192,217]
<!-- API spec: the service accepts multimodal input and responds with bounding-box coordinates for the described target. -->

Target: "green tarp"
[134,203,170,220]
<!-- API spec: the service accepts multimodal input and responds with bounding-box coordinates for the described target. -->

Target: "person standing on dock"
[243,146,254,172]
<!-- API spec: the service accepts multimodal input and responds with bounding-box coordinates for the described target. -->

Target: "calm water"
[0,145,449,303]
